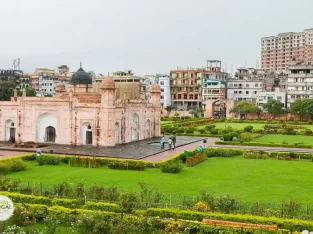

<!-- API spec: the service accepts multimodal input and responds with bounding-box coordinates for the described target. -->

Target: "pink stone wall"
[0,89,161,146]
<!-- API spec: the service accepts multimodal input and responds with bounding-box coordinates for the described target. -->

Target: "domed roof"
[70,65,92,85]
[101,76,115,89]
[151,83,161,92]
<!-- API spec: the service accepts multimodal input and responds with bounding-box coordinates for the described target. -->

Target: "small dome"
[70,67,92,85]
[101,76,115,89]
[151,83,161,92]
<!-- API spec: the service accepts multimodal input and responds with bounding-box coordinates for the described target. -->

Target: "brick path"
[0,151,29,159]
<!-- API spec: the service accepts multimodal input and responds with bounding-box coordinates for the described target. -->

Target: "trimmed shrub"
[37,155,61,166]
[7,159,28,172]
[108,160,145,171]
[239,133,252,142]
[0,162,10,175]
[160,161,184,173]
[243,152,268,159]
[244,125,254,132]
[198,129,205,134]
[185,128,194,134]
[186,153,207,167]
[210,129,219,135]
[178,153,188,163]
[222,133,232,141]
[83,201,122,213]
[205,148,243,157]
[52,198,79,209]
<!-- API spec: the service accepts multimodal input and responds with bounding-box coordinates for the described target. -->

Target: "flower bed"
[186,153,207,167]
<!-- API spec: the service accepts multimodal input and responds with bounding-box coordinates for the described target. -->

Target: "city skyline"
[0,0,312,75]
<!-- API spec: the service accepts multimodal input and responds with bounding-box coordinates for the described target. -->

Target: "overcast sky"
[0,0,312,75]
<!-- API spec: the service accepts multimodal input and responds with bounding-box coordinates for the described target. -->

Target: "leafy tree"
[189,106,204,118]
[18,87,37,97]
[262,99,284,118]
[291,99,313,120]
[290,99,308,121]
[165,105,176,117]
[256,107,263,119]
[0,81,15,101]
[230,101,257,119]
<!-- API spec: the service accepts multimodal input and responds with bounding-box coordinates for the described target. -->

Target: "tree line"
[230,99,313,120]
[0,81,36,101]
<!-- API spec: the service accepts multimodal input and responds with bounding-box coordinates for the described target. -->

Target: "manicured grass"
[161,121,173,125]
[254,134,313,144]
[8,158,313,204]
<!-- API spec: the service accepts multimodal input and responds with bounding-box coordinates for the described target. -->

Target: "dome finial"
[80,61,82,68]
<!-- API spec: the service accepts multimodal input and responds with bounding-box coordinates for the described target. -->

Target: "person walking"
[172,134,176,150]
[168,138,173,150]
[160,136,165,149]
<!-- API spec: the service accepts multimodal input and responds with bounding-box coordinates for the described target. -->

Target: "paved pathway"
[0,151,30,159]
[0,136,205,160]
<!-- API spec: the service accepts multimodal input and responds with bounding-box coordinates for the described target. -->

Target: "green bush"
[205,125,216,131]
[239,133,252,142]
[108,160,145,171]
[210,129,219,135]
[7,159,28,172]
[185,128,194,134]
[0,162,10,175]
[21,154,37,161]
[222,133,232,141]
[205,148,243,157]
[52,198,79,209]
[160,161,184,173]
[37,155,61,166]
[198,129,205,134]
[283,127,296,135]
[83,201,122,213]
[243,152,269,159]
[178,153,188,163]
[244,125,254,132]
[0,191,52,206]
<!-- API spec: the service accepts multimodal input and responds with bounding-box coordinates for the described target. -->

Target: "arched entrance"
[131,113,139,141]
[81,123,93,145]
[45,126,56,143]
[145,119,150,138]
[37,113,57,143]
[115,122,120,144]
[5,120,16,141]
[212,100,226,118]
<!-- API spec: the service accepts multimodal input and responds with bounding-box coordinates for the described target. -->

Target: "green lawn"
[254,134,313,144]
[8,158,313,204]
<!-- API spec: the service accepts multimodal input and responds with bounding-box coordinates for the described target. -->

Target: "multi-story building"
[261,28,313,71]
[202,60,227,101]
[287,60,313,108]
[143,75,157,103]
[170,67,203,110]
[157,74,171,107]
[256,87,287,109]
[227,68,264,103]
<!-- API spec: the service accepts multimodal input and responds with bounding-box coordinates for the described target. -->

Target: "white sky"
[0,0,312,75]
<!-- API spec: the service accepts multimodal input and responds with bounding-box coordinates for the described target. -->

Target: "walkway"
[0,151,29,159]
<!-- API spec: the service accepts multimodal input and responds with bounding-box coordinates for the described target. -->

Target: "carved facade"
[0,67,161,146]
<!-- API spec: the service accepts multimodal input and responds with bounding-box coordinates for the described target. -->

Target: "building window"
[178,94,181,99]
[254,91,257,94]
[246,84,249,88]
[239,91,242,94]
[160,88,164,92]
[161,95,164,99]
[160,81,164,85]
[255,84,258,87]
[277,96,282,100]
[246,91,249,94]
[234,91,237,94]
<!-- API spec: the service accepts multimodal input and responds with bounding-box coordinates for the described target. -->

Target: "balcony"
[287,82,313,87]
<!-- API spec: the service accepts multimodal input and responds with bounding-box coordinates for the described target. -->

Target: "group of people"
[160,134,176,150]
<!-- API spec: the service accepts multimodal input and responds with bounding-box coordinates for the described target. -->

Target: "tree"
[262,99,284,119]
[230,101,257,119]
[256,107,263,119]
[189,106,204,118]
[165,105,176,117]
[290,99,308,121]
[291,99,313,120]
[18,87,37,97]
[0,81,15,101]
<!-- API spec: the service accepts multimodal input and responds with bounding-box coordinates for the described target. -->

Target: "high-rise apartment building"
[261,28,313,71]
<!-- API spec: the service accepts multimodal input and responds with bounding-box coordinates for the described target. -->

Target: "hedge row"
[0,191,121,212]
[143,208,313,232]
[216,141,313,149]
[14,203,293,233]
[2,153,155,169]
